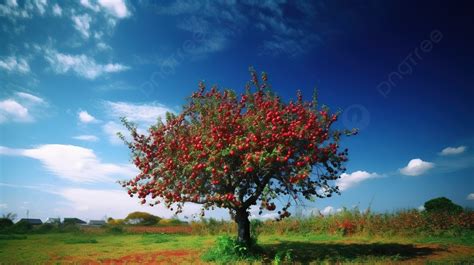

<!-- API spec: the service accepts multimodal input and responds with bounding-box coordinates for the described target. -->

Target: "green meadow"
[0,224,473,264]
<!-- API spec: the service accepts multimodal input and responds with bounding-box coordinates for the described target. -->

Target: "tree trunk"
[235,208,251,246]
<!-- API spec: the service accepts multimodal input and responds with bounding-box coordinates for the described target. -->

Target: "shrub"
[274,249,294,265]
[201,235,260,263]
[36,223,56,233]
[107,218,125,226]
[0,218,14,230]
[124,212,161,226]
[424,197,463,214]
[191,218,234,235]
[159,218,186,226]
[250,219,263,238]
[59,223,80,233]
[106,225,124,234]
[10,220,33,234]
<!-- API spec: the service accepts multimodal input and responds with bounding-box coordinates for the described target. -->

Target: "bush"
[0,218,14,230]
[424,197,463,214]
[36,223,56,233]
[250,219,263,238]
[10,220,33,234]
[107,218,125,226]
[59,223,80,233]
[159,218,186,226]
[106,225,124,234]
[201,235,261,263]
[274,249,294,265]
[124,211,161,226]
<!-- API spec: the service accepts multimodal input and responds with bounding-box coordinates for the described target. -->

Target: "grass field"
[1,231,473,264]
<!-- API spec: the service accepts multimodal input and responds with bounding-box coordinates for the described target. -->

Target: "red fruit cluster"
[119,69,354,218]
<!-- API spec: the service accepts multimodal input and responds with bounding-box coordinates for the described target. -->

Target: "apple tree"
[119,69,355,246]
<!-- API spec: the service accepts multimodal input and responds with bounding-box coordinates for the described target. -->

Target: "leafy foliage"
[0,218,14,230]
[274,249,294,264]
[10,219,33,234]
[424,197,463,214]
[1,212,17,221]
[201,235,261,263]
[124,211,161,226]
[120,69,354,223]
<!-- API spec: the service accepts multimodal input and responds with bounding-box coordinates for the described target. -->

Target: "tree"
[120,69,355,246]
[424,197,463,214]
[1,212,17,221]
[0,218,13,230]
[124,211,161,226]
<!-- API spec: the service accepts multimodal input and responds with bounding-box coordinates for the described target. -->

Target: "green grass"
[0,232,472,264]
[140,233,177,244]
[64,238,98,244]
[0,234,27,240]
[415,233,474,246]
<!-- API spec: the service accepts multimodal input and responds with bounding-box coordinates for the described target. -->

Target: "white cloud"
[102,121,128,144]
[320,206,342,216]
[78,110,98,123]
[0,99,30,123]
[0,0,49,19]
[467,193,474,200]
[0,146,24,155]
[73,135,99,142]
[440,146,467,156]
[0,144,138,183]
[104,101,175,126]
[418,205,425,211]
[54,187,214,220]
[157,1,318,58]
[0,182,228,220]
[248,205,279,220]
[102,101,175,144]
[52,4,62,16]
[44,49,129,79]
[0,56,30,74]
[6,0,18,7]
[336,171,380,191]
[96,42,111,50]
[72,14,92,38]
[97,0,130,18]
[15,92,44,103]
[0,203,7,209]
[80,0,100,12]
[0,92,46,123]
[399,158,435,176]
[80,0,130,18]
[31,0,47,15]
[0,3,29,18]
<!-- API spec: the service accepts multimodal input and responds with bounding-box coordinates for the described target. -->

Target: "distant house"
[63,218,86,225]
[18,218,43,225]
[45,218,60,224]
[88,220,106,226]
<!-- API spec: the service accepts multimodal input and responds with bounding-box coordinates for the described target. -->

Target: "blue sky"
[0,0,473,221]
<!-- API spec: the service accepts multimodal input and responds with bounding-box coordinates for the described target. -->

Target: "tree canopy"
[120,69,355,244]
[424,197,463,214]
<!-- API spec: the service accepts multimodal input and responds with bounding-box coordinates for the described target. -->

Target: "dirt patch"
[54,249,201,265]
[50,243,473,264]
[408,243,474,264]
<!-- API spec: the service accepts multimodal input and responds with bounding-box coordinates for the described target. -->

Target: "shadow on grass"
[263,241,443,264]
